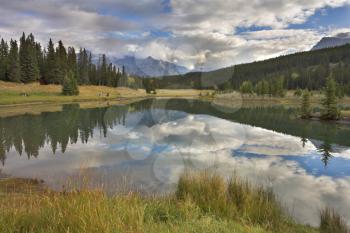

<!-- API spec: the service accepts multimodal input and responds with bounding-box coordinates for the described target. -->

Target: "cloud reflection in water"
[2,111,350,226]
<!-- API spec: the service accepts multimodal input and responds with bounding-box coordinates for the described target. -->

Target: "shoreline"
[0,94,208,108]
[306,115,350,124]
[0,96,207,118]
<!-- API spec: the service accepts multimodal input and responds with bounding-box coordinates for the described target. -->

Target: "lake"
[1,98,350,226]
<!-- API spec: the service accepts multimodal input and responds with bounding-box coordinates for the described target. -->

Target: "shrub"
[62,71,79,96]
[300,90,312,119]
[321,78,340,120]
[294,88,302,97]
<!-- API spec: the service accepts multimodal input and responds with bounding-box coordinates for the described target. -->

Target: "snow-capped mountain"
[112,56,189,78]
[311,33,350,50]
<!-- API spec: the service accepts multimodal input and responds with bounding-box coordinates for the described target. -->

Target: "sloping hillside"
[153,44,350,90]
[312,33,350,50]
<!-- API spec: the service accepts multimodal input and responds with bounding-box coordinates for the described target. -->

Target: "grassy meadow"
[0,172,348,233]
[0,81,207,106]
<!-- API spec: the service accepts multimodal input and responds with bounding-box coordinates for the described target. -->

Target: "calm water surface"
[1,99,350,226]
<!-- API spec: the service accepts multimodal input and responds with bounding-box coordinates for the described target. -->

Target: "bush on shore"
[62,71,79,96]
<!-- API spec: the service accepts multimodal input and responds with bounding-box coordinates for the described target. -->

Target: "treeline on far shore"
[0,33,147,90]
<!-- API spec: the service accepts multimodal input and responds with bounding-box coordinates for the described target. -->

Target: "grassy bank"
[215,90,350,106]
[215,91,350,121]
[0,81,207,106]
[1,173,347,233]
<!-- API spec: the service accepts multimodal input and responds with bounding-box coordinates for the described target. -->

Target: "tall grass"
[0,172,348,233]
[176,172,313,232]
[320,208,349,233]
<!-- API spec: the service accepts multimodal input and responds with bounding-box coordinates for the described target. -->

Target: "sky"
[0,0,350,70]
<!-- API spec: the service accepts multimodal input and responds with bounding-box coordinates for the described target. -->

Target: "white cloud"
[0,0,349,69]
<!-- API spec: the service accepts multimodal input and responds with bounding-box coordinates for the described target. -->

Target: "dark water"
[1,99,350,226]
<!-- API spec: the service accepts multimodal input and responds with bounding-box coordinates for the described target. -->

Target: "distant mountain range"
[111,56,189,78]
[311,32,350,50]
[96,33,350,79]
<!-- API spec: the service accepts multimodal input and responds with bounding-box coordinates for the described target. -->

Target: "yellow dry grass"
[342,110,350,118]
[0,81,206,107]
[0,81,125,105]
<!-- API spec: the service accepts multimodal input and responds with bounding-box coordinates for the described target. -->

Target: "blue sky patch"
[290,6,350,30]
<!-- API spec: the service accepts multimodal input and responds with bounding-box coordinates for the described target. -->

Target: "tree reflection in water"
[0,101,153,165]
[1,99,349,167]
[317,125,336,168]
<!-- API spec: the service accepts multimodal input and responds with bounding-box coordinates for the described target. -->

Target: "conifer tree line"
[152,44,350,95]
[238,77,285,97]
[0,33,133,87]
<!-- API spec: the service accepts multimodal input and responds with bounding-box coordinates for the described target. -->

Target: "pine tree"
[268,76,285,97]
[321,78,340,120]
[300,90,311,119]
[7,40,21,82]
[99,54,108,85]
[35,42,45,81]
[255,79,269,96]
[118,65,127,87]
[255,81,263,96]
[240,81,253,95]
[88,52,94,84]
[0,38,9,81]
[67,47,78,80]
[78,48,89,84]
[62,71,79,96]
[19,33,26,68]
[112,65,119,87]
[90,63,97,85]
[276,76,285,97]
[107,63,113,86]
[45,39,60,84]
[55,40,67,84]
[19,33,40,83]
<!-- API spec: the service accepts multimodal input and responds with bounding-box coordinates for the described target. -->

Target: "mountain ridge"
[111,56,189,78]
[311,33,350,50]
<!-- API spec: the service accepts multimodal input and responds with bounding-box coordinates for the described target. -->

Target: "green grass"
[320,208,349,233]
[0,172,348,233]
[176,172,317,233]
